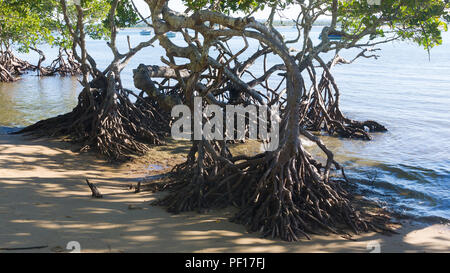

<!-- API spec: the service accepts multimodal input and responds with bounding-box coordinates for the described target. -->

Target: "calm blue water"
[0,26,448,221]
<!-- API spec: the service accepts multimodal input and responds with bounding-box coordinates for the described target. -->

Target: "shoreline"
[0,133,448,253]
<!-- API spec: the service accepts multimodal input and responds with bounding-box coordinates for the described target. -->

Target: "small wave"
[378,164,444,182]
[345,163,450,221]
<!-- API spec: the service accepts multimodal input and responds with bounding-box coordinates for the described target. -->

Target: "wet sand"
[0,134,448,253]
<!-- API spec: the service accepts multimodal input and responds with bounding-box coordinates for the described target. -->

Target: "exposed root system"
[302,57,387,140]
[17,75,170,161]
[0,49,34,82]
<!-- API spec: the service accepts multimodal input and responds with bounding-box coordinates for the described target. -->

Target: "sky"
[133,0,303,21]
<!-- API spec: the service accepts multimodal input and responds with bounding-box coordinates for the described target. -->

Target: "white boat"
[140,30,151,36]
[165,31,176,38]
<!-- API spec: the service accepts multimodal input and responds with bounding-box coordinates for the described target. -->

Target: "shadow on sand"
[0,134,448,253]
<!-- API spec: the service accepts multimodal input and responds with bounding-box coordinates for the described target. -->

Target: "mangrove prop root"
[142,4,392,242]
[31,47,81,77]
[152,140,391,241]
[303,58,387,140]
[0,49,35,82]
[151,140,233,213]
[0,48,81,81]
[44,49,81,76]
[16,76,170,161]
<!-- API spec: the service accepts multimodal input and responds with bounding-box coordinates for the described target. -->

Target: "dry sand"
[0,134,448,253]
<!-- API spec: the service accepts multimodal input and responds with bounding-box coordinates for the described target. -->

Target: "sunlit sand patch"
[49,222,127,230]
[13,233,31,236]
[75,207,125,215]
[121,235,157,242]
[403,224,450,252]
[11,219,36,224]
[0,180,27,185]
[179,230,243,237]
[125,226,153,232]
[178,235,218,241]
[197,245,287,253]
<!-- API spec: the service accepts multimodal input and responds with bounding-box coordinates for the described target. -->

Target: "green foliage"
[64,0,111,40]
[62,0,140,41]
[0,0,56,52]
[183,0,288,14]
[1,0,448,55]
[183,0,449,50]
[0,0,140,52]
[103,0,139,29]
[337,0,449,49]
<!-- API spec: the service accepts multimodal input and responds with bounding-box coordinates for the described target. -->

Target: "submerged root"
[44,49,81,76]
[303,94,387,140]
[302,57,387,140]
[0,47,81,81]
[31,47,81,77]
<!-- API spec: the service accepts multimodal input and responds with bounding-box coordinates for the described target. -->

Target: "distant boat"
[319,33,342,41]
[140,30,151,36]
[165,31,176,38]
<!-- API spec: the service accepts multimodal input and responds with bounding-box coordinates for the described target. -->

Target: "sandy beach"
[0,134,448,253]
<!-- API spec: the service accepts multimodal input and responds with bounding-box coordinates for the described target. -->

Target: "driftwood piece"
[0,245,48,251]
[85,179,103,198]
[134,181,141,193]
[133,64,183,111]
